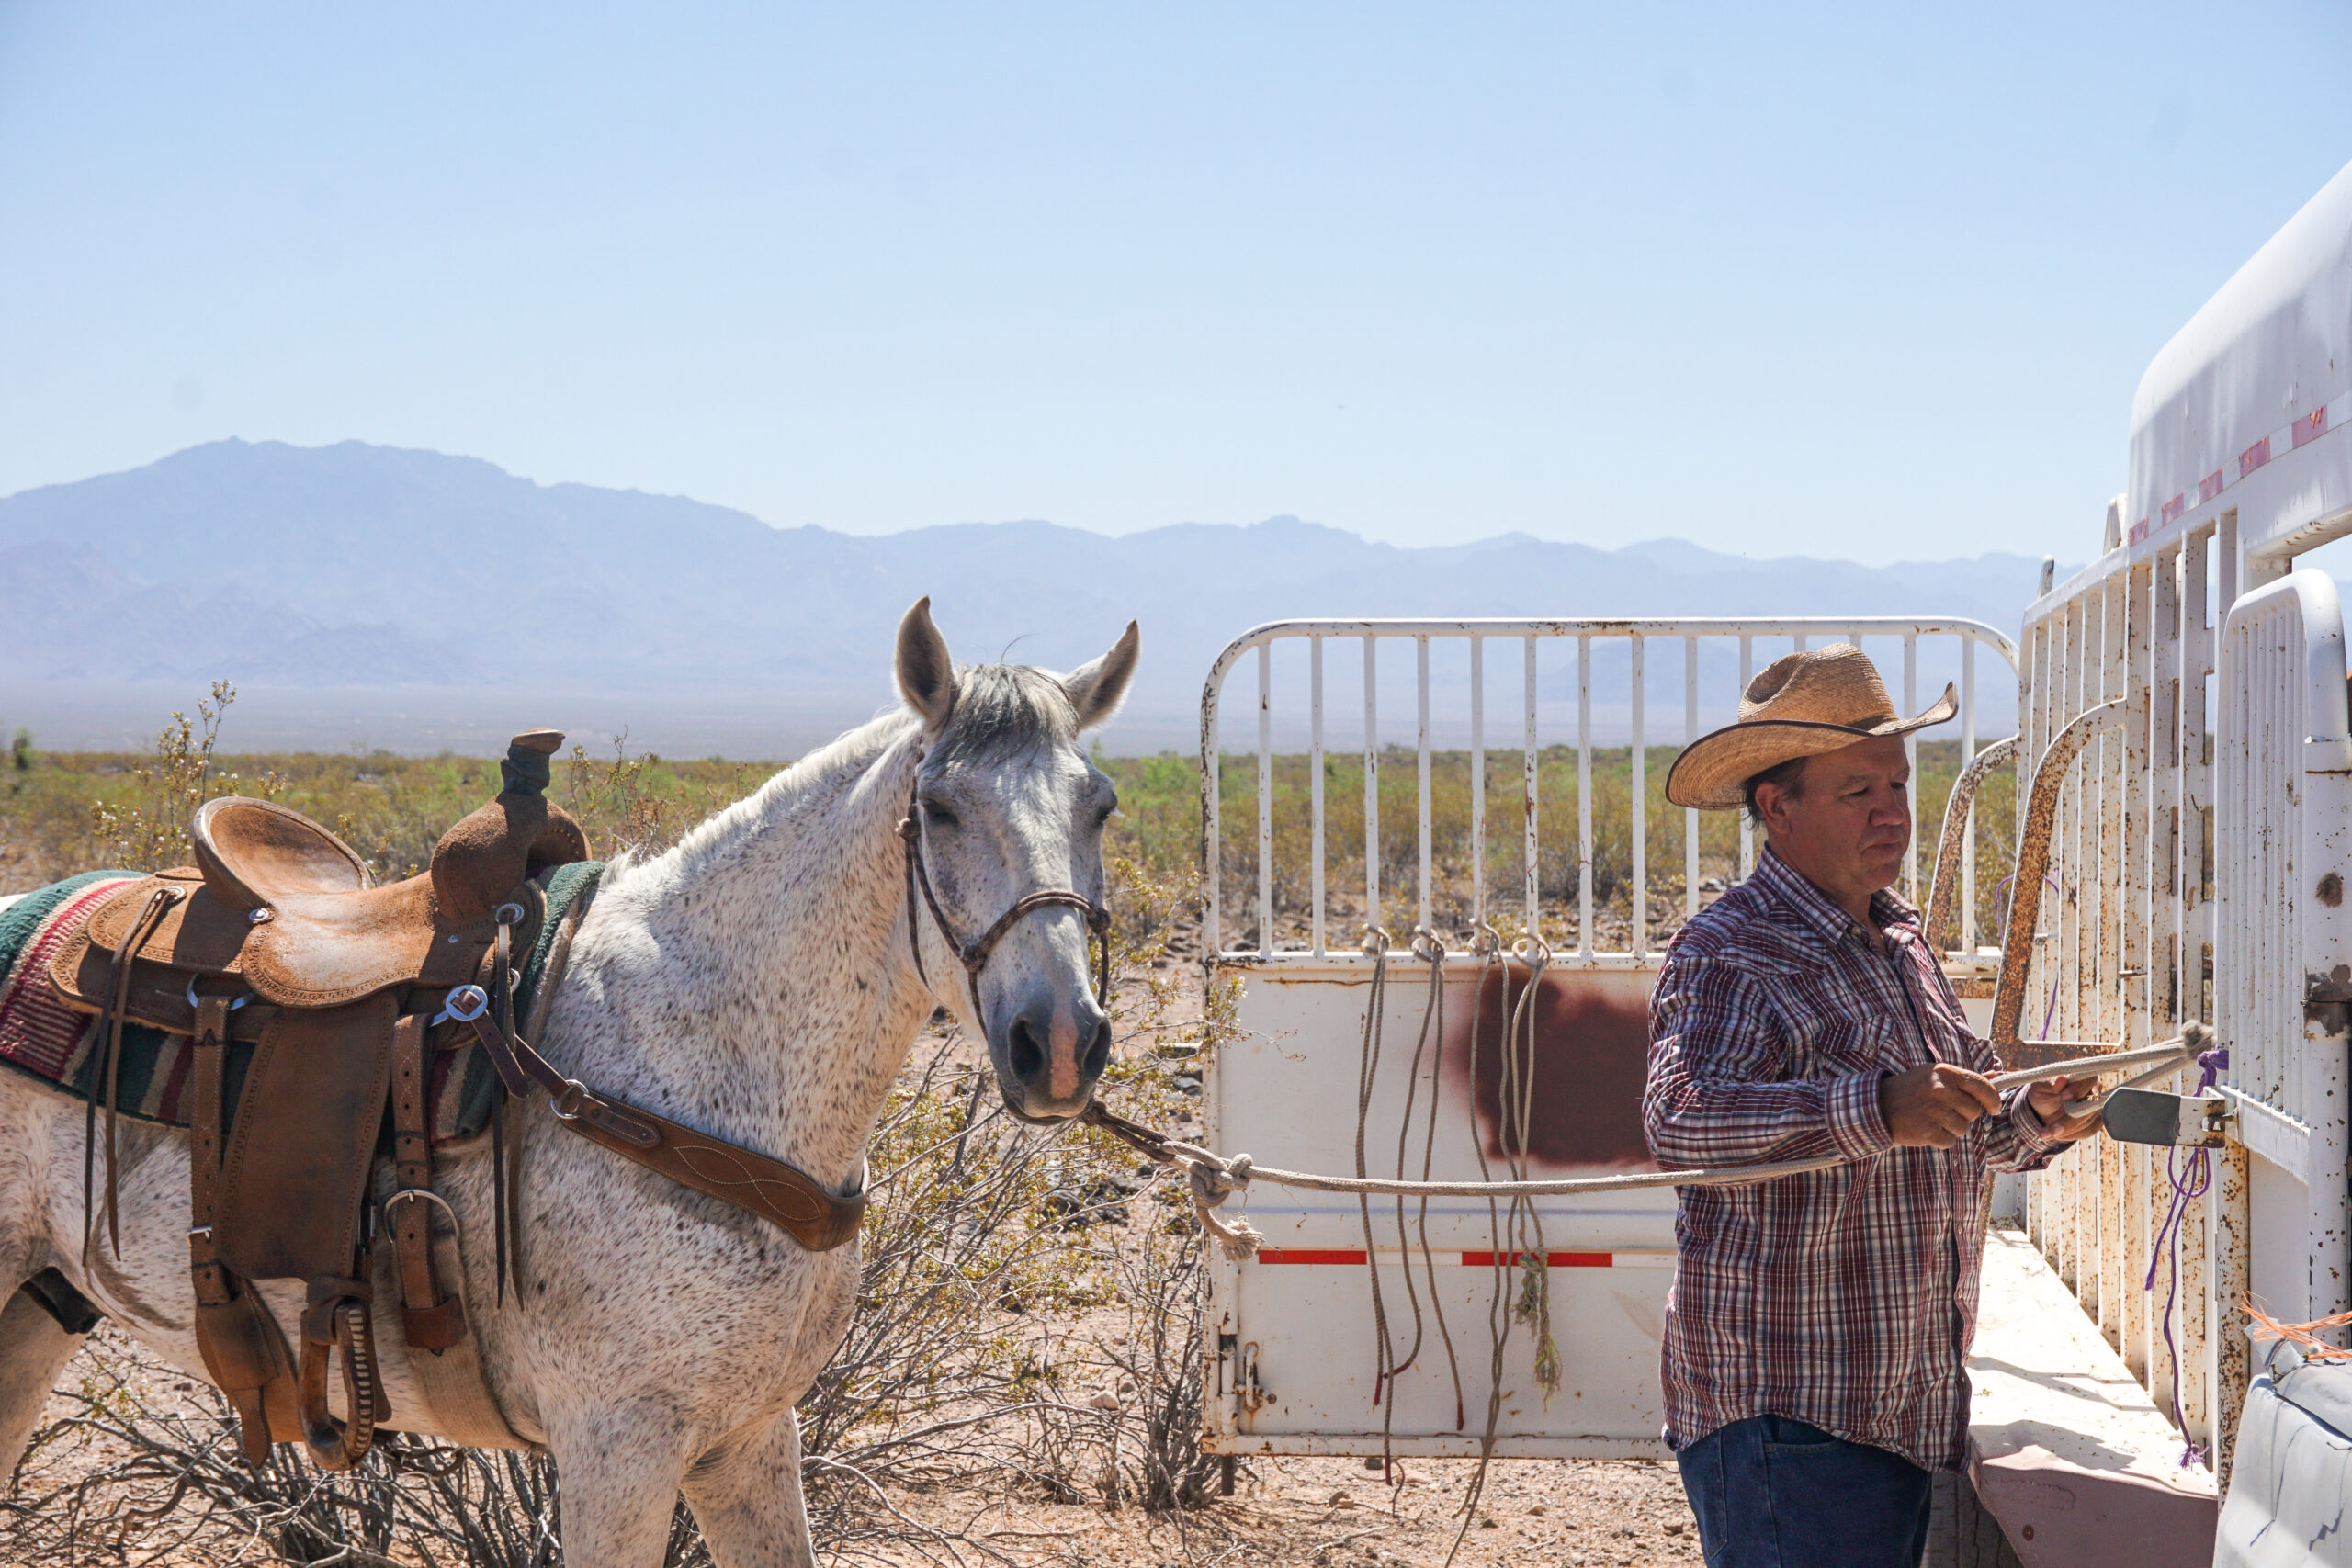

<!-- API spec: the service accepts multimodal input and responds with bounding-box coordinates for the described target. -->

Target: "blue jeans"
[1676,1414,1932,1568]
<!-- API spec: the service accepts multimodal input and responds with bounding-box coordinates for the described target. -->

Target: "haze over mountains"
[0,441,2064,755]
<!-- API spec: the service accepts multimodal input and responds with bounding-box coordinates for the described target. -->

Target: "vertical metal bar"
[2123,563,2154,1382]
[1470,637,1486,933]
[1310,636,1326,959]
[2062,594,2089,1296]
[2154,546,2207,1446]
[2102,572,2129,1351]
[1961,637,1978,951]
[1904,633,1919,901]
[1577,633,1594,959]
[1685,635,1700,922]
[1257,644,1273,958]
[2185,528,2211,1025]
[1738,635,1755,878]
[1631,635,1647,960]
[1204,660,1224,956]
[1364,636,1380,936]
[1417,637,1432,937]
[1524,636,1540,941]
[2211,1141,2252,1491]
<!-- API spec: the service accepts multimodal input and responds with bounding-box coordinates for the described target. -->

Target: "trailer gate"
[1195,616,2016,1458]
[2021,527,2352,1488]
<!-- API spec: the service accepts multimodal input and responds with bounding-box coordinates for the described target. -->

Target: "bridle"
[897,763,1113,1022]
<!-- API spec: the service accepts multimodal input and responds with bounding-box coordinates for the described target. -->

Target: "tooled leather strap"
[388,1014,463,1351]
[451,996,867,1252]
[86,885,181,1268]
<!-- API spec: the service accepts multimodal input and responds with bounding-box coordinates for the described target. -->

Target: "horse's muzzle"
[991,989,1112,1121]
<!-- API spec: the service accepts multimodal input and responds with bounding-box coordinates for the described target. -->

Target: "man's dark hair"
[1743,753,1810,831]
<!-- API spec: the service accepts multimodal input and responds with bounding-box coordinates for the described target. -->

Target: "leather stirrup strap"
[389,1013,463,1351]
[187,993,296,1464]
[86,885,180,1267]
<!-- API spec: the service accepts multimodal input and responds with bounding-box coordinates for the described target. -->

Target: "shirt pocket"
[1802,1016,1910,1079]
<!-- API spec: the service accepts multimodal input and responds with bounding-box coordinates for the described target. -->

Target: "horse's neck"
[557,716,932,1190]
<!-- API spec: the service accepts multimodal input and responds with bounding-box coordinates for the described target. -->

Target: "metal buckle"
[436,984,491,1025]
[549,1079,593,1122]
[384,1188,461,1230]
[494,902,526,927]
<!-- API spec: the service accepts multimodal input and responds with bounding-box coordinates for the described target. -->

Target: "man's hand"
[2025,1075,2103,1143]
[1878,1063,2002,1148]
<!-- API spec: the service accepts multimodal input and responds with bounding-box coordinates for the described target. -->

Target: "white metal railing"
[1199,617,2020,962]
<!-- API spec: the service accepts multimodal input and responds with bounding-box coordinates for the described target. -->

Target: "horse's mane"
[603,661,1080,895]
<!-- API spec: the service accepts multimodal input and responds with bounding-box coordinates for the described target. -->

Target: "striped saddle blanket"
[0,871,500,1145]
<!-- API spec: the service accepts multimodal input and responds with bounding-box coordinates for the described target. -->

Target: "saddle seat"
[54,730,586,1021]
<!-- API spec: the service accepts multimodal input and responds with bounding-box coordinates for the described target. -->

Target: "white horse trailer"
[1192,155,2352,1568]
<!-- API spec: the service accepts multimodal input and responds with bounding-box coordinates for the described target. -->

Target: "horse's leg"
[0,1285,85,1481]
[544,1400,698,1568]
[680,1410,815,1568]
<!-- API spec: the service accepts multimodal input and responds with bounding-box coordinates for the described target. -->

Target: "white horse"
[0,599,1139,1568]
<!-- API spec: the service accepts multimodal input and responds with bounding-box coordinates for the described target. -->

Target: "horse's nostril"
[1007,1016,1046,1086]
[1081,1017,1112,1079]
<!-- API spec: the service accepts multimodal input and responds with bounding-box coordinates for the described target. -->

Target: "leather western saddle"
[49,730,587,1470]
[47,728,869,1472]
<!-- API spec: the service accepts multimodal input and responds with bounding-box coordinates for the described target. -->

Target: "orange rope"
[2245,1297,2352,1360]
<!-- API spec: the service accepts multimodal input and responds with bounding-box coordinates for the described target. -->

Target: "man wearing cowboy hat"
[1644,645,2100,1568]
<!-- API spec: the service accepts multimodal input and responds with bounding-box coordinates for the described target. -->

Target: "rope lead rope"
[1083,1033,2208,1258]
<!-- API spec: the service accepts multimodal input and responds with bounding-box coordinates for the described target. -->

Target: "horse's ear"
[895,597,957,729]
[1063,620,1140,731]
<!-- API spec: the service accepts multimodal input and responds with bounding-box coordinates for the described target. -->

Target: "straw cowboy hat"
[1665,644,1958,811]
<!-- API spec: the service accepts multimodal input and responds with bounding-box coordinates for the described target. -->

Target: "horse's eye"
[922,801,959,829]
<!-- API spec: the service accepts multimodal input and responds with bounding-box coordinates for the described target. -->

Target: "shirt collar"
[1748,846,1923,950]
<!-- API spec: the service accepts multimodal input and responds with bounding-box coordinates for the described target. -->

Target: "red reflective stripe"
[2199,469,2224,503]
[1253,1249,1367,1265]
[2242,436,2272,477]
[2295,408,2330,448]
[1458,1251,1614,1268]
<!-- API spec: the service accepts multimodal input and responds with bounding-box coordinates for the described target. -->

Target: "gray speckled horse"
[0,598,1138,1568]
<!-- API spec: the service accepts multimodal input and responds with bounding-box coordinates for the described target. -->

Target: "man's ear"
[1062,621,1139,731]
[895,597,956,729]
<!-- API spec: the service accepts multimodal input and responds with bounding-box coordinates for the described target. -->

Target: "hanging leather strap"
[187,992,298,1464]
[86,885,180,1267]
[388,1013,463,1351]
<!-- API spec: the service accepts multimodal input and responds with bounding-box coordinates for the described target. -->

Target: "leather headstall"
[896,765,1113,1021]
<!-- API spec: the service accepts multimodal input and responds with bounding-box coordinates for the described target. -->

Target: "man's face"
[1755,734,1913,901]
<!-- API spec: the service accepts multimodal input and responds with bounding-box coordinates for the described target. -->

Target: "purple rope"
[2143,1044,2227,1467]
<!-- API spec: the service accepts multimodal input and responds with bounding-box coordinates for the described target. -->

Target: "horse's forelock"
[929,664,1077,769]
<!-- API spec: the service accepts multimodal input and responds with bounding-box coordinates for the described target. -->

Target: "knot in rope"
[1182,1152,1262,1260]
[2190,1020,2228,1094]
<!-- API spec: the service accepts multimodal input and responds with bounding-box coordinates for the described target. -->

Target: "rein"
[896,767,1113,1019]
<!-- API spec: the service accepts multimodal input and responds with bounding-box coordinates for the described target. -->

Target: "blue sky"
[3,3,2348,564]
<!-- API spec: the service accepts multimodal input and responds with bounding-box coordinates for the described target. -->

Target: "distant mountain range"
[0,440,2071,754]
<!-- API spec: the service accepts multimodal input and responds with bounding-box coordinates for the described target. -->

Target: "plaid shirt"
[1642,847,2072,1471]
